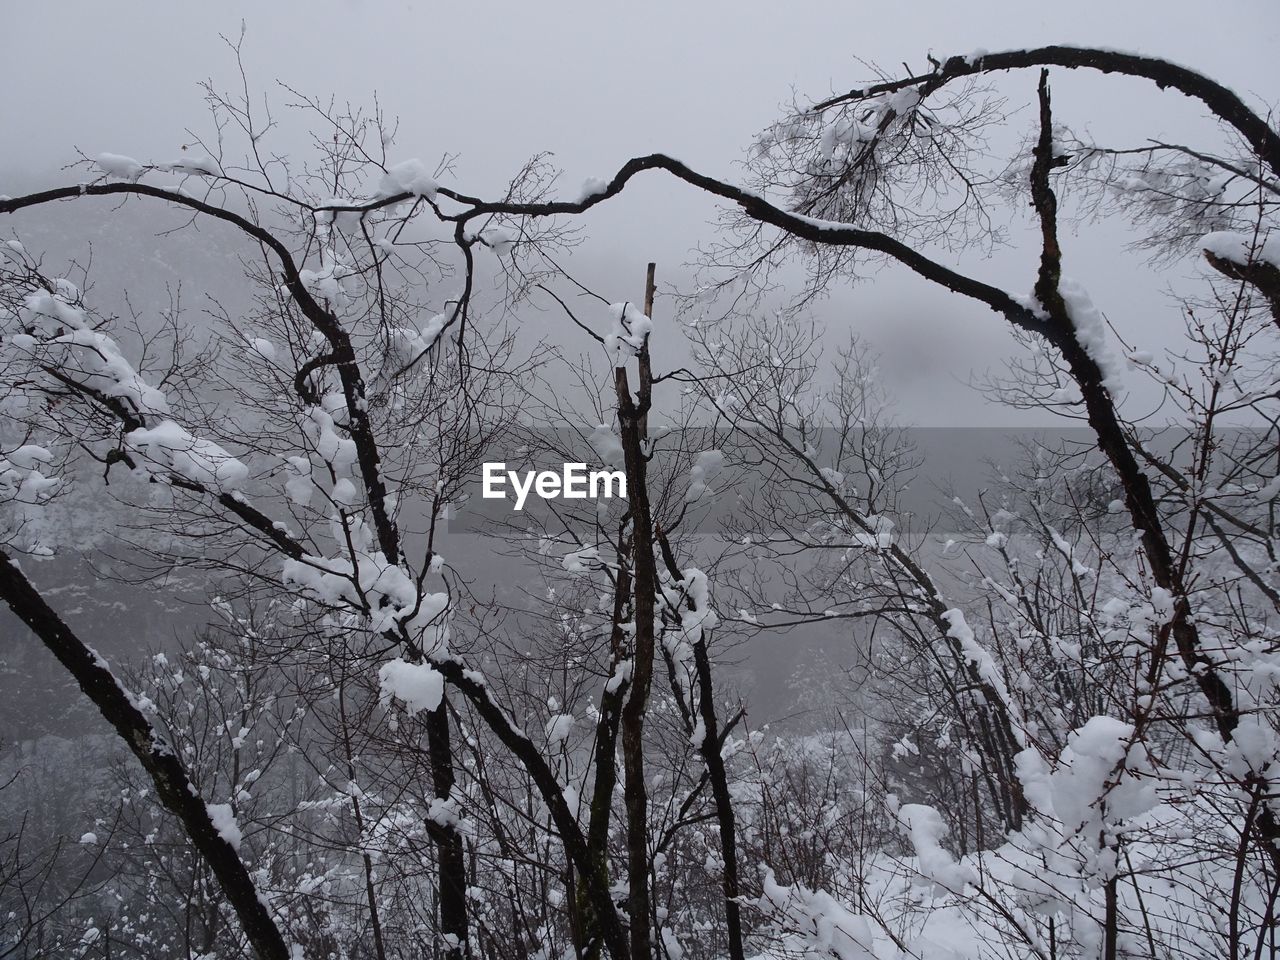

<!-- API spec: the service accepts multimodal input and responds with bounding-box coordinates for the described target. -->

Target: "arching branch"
[811,45,1280,180]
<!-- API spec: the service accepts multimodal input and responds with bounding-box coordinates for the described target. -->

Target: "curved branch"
[1,183,402,563]
[811,46,1280,179]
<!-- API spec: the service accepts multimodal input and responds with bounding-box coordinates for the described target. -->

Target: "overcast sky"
[4,0,1278,425]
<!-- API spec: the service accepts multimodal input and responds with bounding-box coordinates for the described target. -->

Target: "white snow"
[896,803,977,892]
[376,159,439,201]
[758,869,877,960]
[685,449,725,502]
[1059,279,1125,394]
[941,608,1020,741]
[545,713,574,744]
[390,312,450,365]
[479,226,515,255]
[306,407,357,472]
[283,539,451,646]
[662,568,719,662]
[604,302,653,367]
[1045,716,1157,846]
[298,263,348,305]
[127,420,248,491]
[378,658,444,716]
[1048,526,1093,577]
[248,337,276,360]
[157,155,222,177]
[284,456,314,507]
[562,546,600,574]
[605,659,632,695]
[578,177,609,202]
[0,443,59,506]
[207,802,242,850]
[94,153,143,182]
[5,291,170,427]
[588,424,625,469]
[331,477,357,507]
[1200,230,1280,269]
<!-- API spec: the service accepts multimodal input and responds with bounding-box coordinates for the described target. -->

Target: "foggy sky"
[3,0,1278,425]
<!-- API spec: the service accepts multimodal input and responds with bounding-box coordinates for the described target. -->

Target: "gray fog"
[5,0,1277,424]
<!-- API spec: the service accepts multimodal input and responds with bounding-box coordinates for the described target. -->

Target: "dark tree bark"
[575,540,632,960]
[1026,70,1280,873]
[617,263,659,960]
[0,550,291,960]
[811,45,1280,181]
[654,529,745,960]
[426,704,470,958]
[1204,250,1280,330]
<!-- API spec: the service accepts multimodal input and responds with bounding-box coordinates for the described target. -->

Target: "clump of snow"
[757,869,876,960]
[8,288,169,416]
[1017,714,1157,858]
[379,658,444,716]
[578,177,609,202]
[427,792,465,831]
[685,449,725,502]
[61,332,168,414]
[1221,714,1280,780]
[390,313,449,365]
[156,155,222,177]
[604,302,653,368]
[941,609,1020,739]
[0,445,60,505]
[546,713,575,744]
[562,546,600,574]
[248,337,276,361]
[852,513,895,550]
[605,659,632,694]
[313,197,365,234]
[1200,230,1280,269]
[376,159,439,201]
[207,802,242,850]
[661,568,719,662]
[1059,279,1125,394]
[660,929,685,960]
[127,420,248,491]
[690,718,707,749]
[884,87,923,115]
[895,803,977,893]
[1048,526,1093,577]
[298,262,349,305]
[284,456,314,507]
[94,153,143,182]
[282,525,451,646]
[588,424,625,469]
[479,227,515,255]
[305,407,357,473]
[331,476,358,507]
